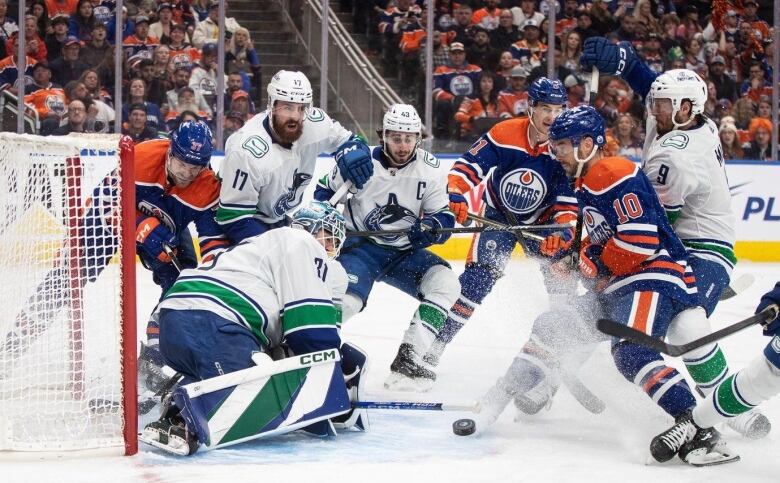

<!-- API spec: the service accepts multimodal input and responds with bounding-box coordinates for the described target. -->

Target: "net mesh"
[0,133,127,451]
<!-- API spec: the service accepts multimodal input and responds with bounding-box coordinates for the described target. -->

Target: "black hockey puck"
[453,418,476,436]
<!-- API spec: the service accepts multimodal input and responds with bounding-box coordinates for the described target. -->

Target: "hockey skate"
[650,411,739,466]
[384,343,436,392]
[138,343,176,415]
[140,411,199,456]
[725,410,771,440]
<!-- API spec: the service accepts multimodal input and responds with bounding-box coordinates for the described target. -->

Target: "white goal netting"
[0,133,134,453]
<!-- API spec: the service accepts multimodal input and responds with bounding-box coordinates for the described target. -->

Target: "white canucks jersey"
[318,146,451,249]
[641,116,736,271]
[157,227,347,349]
[217,108,353,234]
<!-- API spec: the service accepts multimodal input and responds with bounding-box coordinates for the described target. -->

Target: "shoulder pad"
[582,156,638,194]
[488,118,531,150]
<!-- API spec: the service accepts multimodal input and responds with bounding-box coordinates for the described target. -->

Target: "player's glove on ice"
[580,38,639,77]
[577,243,609,279]
[408,217,442,250]
[756,282,780,337]
[136,216,177,263]
[448,191,469,224]
[335,140,373,189]
[540,229,574,258]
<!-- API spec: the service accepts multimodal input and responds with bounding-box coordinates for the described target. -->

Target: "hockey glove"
[580,38,639,78]
[577,244,610,279]
[448,191,469,224]
[408,217,441,250]
[136,216,177,263]
[335,140,373,189]
[540,229,574,258]
[756,282,780,337]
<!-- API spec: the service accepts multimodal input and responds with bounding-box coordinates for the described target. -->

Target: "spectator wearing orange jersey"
[510,19,546,68]
[471,0,501,31]
[123,15,159,61]
[45,0,78,18]
[497,64,529,119]
[24,62,65,116]
[0,34,37,94]
[741,1,770,42]
[555,0,579,37]
[455,71,500,141]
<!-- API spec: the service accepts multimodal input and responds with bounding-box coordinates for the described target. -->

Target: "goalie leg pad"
[333,342,370,431]
[177,348,350,450]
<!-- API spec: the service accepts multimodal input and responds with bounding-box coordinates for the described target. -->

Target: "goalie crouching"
[140,201,369,456]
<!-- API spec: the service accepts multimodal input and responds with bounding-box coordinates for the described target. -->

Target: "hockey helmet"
[381,104,422,165]
[290,200,347,259]
[528,77,568,106]
[549,106,605,176]
[647,69,707,129]
[170,120,213,166]
[267,70,313,111]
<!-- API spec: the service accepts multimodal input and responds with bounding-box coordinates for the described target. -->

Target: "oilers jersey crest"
[315,146,452,249]
[449,117,577,226]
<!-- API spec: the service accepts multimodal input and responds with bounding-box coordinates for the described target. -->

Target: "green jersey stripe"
[167,279,269,345]
[216,205,257,223]
[683,241,737,264]
[282,304,338,335]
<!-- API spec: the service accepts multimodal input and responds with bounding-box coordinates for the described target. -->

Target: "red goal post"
[0,133,136,455]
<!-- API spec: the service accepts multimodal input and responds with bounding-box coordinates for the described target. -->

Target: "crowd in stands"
[343,0,776,159]
[0,0,261,144]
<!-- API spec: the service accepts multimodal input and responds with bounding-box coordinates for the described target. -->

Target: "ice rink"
[4,260,779,482]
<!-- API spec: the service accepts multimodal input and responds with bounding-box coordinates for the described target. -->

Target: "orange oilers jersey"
[449,117,577,225]
[134,139,228,259]
[24,86,66,118]
[577,156,697,302]
[497,89,529,118]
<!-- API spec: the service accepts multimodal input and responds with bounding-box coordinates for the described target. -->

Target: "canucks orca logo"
[273,169,312,216]
[363,193,417,242]
[583,206,613,245]
[499,168,547,215]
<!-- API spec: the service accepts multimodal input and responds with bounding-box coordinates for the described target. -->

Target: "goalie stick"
[596,304,779,357]
[719,273,755,301]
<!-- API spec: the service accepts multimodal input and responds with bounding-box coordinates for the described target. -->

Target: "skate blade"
[139,430,193,456]
[383,372,433,392]
[684,447,741,467]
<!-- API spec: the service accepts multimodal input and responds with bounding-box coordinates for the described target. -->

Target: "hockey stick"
[719,273,755,301]
[328,180,353,206]
[352,400,478,412]
[347,222,574,238]
[163,244,183,272]
[467,213,544,241]
[596,304,779,357]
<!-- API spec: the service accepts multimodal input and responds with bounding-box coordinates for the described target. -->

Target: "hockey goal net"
[0,133,136,455]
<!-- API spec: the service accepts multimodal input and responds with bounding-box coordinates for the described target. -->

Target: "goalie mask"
[290,201,347,259]
[380,104,421,167]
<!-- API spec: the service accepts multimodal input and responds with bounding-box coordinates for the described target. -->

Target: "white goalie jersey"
[318,146,451,250]
[641,116,736,271]
[157,227,347,349]
[218,108,353,230]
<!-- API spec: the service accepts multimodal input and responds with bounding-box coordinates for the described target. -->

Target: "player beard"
[272,115,304,144]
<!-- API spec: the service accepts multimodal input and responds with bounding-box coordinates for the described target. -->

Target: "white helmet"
[267,70,313,109]
[381,104,421,165]
[648,69,707,129]
[383,103,422,134]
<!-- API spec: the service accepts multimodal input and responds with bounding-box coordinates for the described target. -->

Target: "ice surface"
[3,260,779,482]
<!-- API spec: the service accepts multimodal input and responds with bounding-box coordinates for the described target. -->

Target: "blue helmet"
[527,77,567,106]
[549,106,606,147]
[290,200,347,259]
[170,120,213,166]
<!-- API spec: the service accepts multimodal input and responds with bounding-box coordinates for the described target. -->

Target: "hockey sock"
[693,355,780,428]
[434,296,477,346]
[683,344,729,394]
[403,299,448,354]
[613,341,696,417]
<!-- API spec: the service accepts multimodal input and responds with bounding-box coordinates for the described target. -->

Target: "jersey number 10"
[613,193,643,224]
